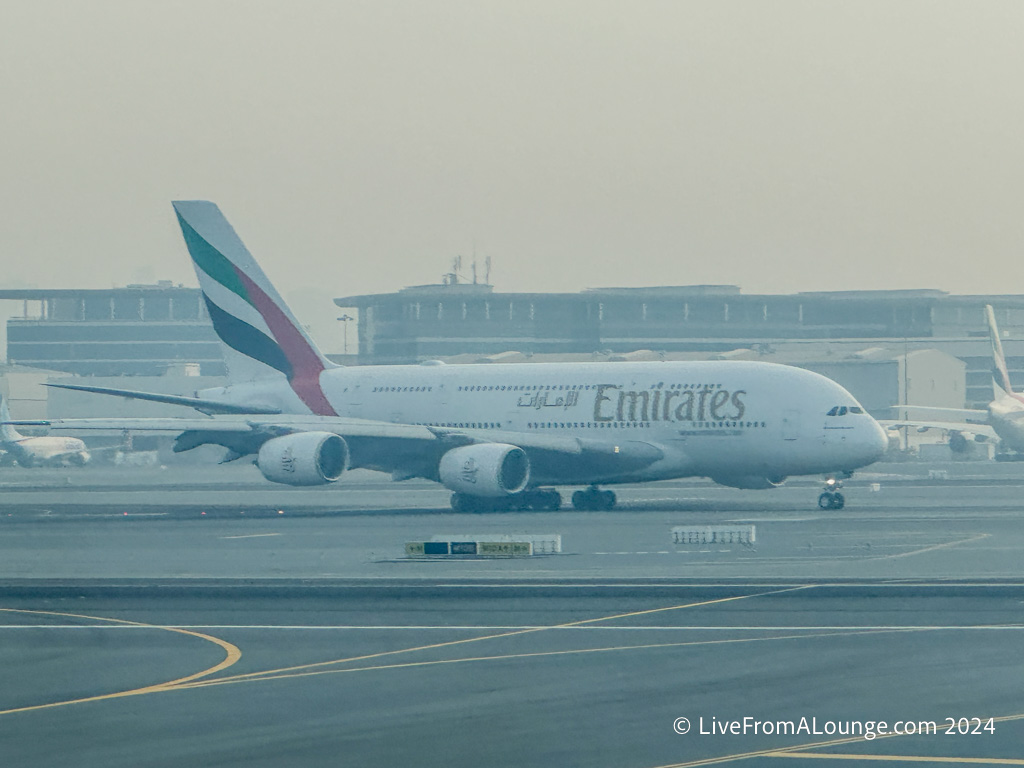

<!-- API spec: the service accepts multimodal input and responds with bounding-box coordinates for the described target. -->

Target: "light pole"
[337,314,353,356]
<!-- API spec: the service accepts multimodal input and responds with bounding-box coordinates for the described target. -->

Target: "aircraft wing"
[43,383,282,415]
[10,415,665,481]
[880,419,998,441]
[4,417,258,432]
[890,405,987,418]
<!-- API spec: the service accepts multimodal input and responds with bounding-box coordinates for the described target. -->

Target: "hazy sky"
[2,1,1024,301]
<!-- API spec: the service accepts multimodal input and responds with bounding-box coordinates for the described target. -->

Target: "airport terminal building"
[3,280,1024,420]
[1,284,225,377]
[335,283,1024,409]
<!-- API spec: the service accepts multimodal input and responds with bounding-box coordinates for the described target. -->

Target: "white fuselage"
[988,396,1024,450]
[2,436,90,467]
[205,360,888,485]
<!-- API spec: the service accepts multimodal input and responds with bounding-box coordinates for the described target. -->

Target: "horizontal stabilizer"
[44,383,281,415]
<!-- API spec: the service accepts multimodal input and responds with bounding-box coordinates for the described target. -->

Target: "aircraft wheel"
[541,490,562,511]
[572,488,616,511]
[572,490,599,511]
[508,494,530,512]
[524,490,560,511]
[451,493,478,513]
[831,492,845,510]
[818,492,833,510]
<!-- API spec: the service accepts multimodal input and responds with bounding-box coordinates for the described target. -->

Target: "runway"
[1,460,1023,766]
[2,461,1024,581]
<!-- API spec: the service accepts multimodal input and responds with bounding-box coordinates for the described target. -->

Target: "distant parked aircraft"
[0,395,90,467]
[887,305,1024,458]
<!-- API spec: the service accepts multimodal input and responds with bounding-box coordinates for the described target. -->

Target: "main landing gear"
[448,486,619,512]
[994,451,1024,462]
[446,489,614,514]
[818,477,845,510]
[571,486,616,511]
[450,488,562,513]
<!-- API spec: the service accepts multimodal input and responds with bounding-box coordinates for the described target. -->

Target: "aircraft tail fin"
[172,201,339,416]
[985,305,1015,399]
[0,394,24,443]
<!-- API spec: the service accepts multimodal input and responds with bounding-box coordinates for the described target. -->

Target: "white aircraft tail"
[0,394,24,444]
[172,201,340,416]
[985,305,1016,400]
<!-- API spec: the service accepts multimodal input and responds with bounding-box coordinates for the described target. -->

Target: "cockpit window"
[827,405,862,416]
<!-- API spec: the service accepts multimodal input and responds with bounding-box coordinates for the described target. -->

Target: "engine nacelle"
[438,443,530,497]
[257,432,349,486]
[711,475,786,490]
[948,431,970,453]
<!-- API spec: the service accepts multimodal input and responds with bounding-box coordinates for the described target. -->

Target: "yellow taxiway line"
[0,607,241,716]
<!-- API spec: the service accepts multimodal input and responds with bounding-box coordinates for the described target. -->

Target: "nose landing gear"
[818,477,845,510]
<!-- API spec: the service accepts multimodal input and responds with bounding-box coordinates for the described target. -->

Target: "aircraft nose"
[864,417,889,463]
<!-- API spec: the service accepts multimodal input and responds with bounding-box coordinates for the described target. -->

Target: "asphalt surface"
[1,460,1023,766]
[1,461,1023,581]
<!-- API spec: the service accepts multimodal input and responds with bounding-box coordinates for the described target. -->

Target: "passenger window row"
[458,384,588,392]
[414,422,501,429]
[454,383,725,392]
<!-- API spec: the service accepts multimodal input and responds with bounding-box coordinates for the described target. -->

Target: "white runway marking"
[594,550,745,555]
[219,533,282,539]
[430,581,1024,588]
[1,624,1021,631]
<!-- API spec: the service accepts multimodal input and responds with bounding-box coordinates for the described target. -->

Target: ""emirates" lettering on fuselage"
[592,385,747,423]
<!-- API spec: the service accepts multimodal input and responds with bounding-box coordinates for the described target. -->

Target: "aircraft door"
[343,384,362,418]
[782,410,800,441]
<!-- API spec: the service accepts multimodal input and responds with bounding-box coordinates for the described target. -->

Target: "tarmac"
[1,459,1023,766]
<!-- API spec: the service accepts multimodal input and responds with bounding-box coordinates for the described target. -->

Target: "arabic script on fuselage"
[517,385,746,423]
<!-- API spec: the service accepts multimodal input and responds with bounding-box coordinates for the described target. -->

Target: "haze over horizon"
[2,1,1023,301]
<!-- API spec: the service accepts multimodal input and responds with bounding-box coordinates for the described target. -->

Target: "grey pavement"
[0,460,1023,766]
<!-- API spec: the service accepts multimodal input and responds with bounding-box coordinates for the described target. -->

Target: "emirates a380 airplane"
[24,201,887,511]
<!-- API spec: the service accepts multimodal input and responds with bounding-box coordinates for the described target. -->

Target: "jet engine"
[438,443,530,497]
[948,431,976,453]
[256,431,349,486]
[711,475,786,490]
